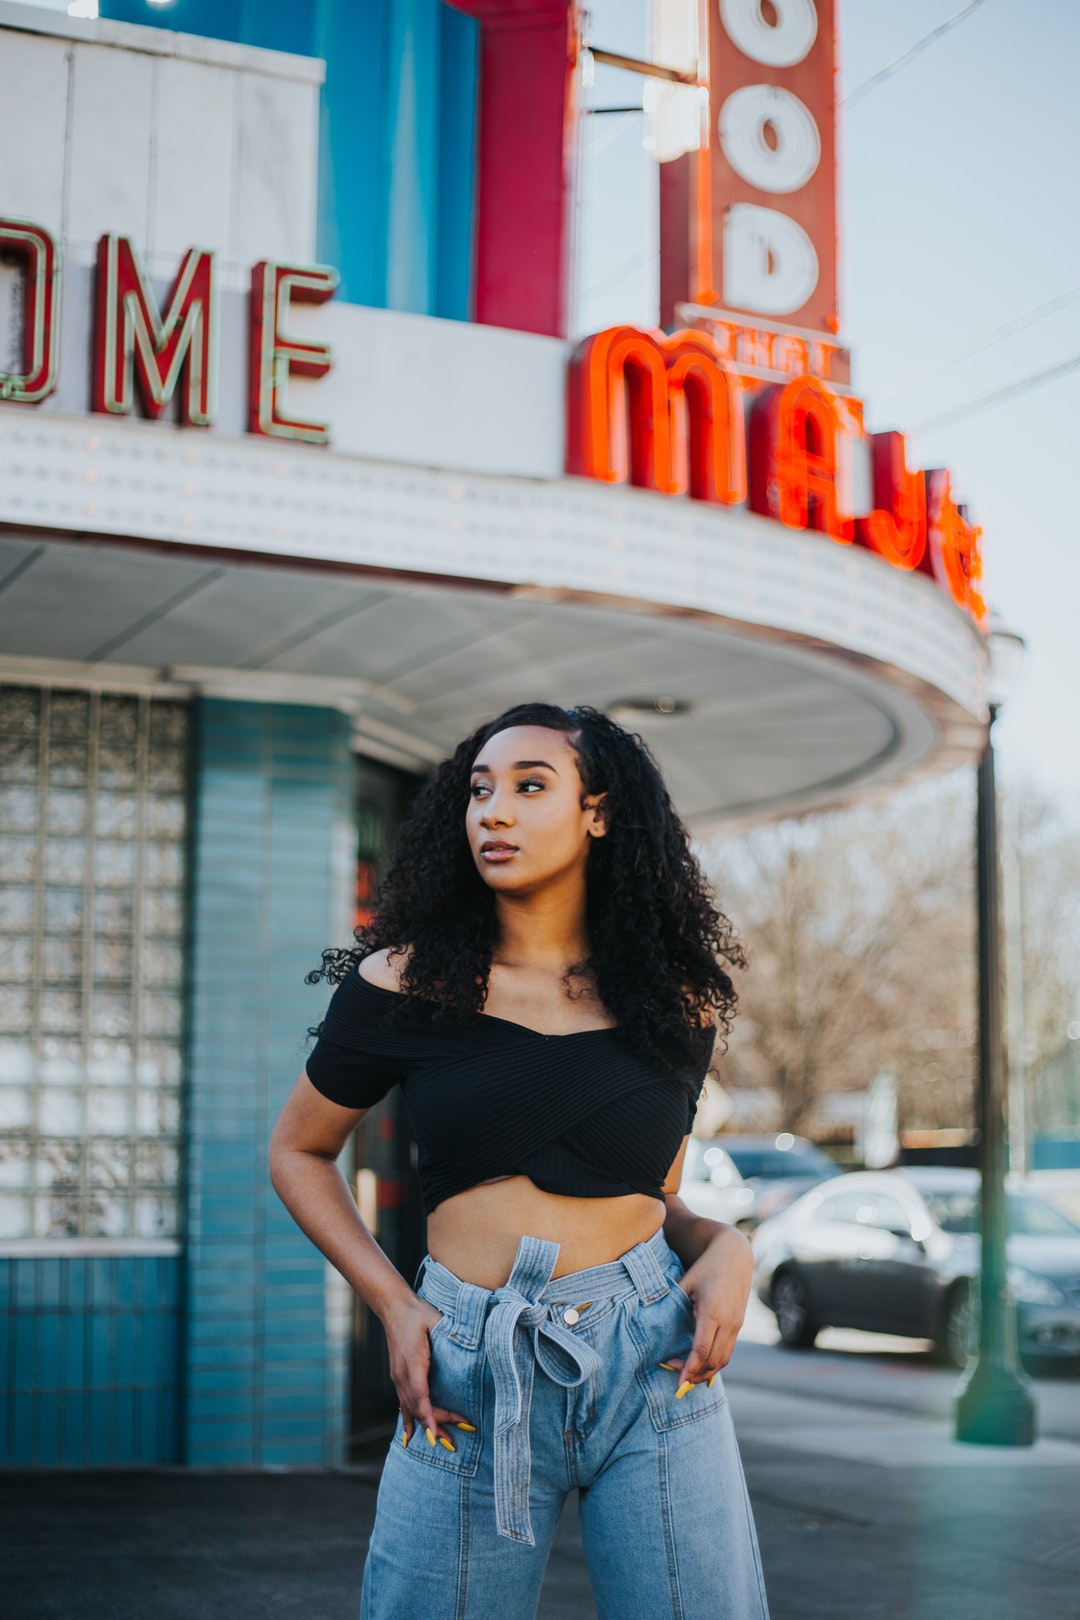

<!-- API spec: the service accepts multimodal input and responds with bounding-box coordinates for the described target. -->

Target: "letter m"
[567,325,745,505]
[92,235,218,427]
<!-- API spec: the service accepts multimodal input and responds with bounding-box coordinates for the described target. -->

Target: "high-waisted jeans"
[359,1229,770,1620]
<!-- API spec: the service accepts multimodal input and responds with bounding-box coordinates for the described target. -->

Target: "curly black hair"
[309,703,744,1078]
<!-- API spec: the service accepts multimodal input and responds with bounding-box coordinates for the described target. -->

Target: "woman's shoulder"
[356,945,414,995]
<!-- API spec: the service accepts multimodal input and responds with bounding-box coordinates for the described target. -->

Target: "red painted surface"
[450,0,577,337]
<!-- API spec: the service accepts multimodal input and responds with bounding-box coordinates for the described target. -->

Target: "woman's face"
[466,725,606,895]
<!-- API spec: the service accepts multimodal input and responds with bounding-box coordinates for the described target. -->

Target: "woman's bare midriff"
[426,1176,665,1291]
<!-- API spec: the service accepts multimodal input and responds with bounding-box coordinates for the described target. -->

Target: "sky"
[16,0,1080,807]
[838,0,1080,806]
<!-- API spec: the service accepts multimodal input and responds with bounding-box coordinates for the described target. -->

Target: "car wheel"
[940,1281,978,1369]
[771,1268,819,1348]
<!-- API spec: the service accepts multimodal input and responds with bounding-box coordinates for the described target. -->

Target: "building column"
[182,700,354,1466]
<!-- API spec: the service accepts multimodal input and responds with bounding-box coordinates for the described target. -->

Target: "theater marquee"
[1,212,985,633]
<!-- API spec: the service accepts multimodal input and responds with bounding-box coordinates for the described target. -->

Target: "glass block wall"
[0,686,188,1244]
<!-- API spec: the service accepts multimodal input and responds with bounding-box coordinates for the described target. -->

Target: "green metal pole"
[955,711,1037,1445]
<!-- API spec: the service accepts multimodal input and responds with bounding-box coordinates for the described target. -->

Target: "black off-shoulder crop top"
[304,971,713,1215]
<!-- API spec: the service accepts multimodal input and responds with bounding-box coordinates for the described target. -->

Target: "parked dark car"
[753,1166,1080,1368]
[720,1133,839,1226]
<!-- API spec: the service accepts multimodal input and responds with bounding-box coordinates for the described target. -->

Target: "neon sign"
[93,235,217,426]
[567,322,987,630]
[248,260,337,444]
[0,217,336,446]
[0,220,61,404]
[710,0,838,331]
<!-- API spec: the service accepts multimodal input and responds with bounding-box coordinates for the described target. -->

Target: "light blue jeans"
[359,1229,770,1620]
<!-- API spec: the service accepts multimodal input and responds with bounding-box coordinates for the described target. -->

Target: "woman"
[270,703,769,1620]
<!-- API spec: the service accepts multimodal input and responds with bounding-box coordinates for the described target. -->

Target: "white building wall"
[0,2,322,288]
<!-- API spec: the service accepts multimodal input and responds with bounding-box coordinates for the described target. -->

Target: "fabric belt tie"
[484,1237,602,1545]
[416,1228,672,1547]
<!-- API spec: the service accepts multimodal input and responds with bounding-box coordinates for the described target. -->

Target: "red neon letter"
[567,325,745,503]
[924,470,988,629]
[248,261,338,445]
[665,333,747,505]
[859,431,926,570]
[568,326,677,492]
[748,376,853,543]
[0,218,61,405]
[92,235,217,426]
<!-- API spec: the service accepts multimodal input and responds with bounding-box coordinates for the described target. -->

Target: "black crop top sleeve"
[304,971,409,1110]
[302,970,714,1214]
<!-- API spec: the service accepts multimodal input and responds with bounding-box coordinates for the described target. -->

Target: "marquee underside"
[0,531,982,832]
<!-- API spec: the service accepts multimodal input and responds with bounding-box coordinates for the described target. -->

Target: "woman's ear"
[585,794,609,838]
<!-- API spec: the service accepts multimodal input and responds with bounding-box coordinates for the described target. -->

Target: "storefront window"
[0,687,188,1243]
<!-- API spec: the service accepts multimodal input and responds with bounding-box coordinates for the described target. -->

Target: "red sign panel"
[709,0,838,334]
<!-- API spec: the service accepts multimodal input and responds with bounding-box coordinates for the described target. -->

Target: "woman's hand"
[381,1294,474,1449]
[668,1224,754,1390]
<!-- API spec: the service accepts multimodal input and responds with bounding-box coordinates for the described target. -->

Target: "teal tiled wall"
[0,1255,180,1465]
[182,700,354,1466]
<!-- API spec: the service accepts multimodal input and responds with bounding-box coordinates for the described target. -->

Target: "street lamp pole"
[955,623,1036,1447]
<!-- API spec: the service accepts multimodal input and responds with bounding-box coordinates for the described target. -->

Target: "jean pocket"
[396,1322,484,1477]
[628,1287,728,1433]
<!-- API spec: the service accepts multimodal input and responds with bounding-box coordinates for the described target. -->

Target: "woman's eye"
[518,779,544,793]
[470,782,490,798]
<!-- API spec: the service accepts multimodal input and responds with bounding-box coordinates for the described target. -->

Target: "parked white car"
[678,1139,759,1231]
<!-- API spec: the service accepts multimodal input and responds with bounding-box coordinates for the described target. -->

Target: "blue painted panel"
[37,1259,63,1309]
[100,0,477,318]
[35,1314,61,1389]
[60,1312,85,1389]
[60,1391,83,1466]
[89,1315,112,1390]
[36,1398,60,1466]
[101,1,245,38]
[13,1316,35,1391]
[0,1257,181,1466]
[436,4,479,320]
[112,1389,135,1465]
[384,0,440,313]
[15,1263,36,1311]
[88,1394,110,1465]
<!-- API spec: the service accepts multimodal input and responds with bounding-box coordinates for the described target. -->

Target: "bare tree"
[1008,785,1080,1137]
[703,770,1080,1141]
[703,774,976,1135]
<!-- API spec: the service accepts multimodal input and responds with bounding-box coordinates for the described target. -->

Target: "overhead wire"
[877,282,1080,401]
[910,353,1080,435]
[838,0,1080,440]
[840,0,989,110]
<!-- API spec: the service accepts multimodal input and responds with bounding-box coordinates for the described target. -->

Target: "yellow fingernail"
[658,1361,679,1372]
[675,1380,693,1399]
[455,1421,477,1432]
[402,1432,408,1448]
[708,1374,717,1388]
[425,1428,436,1446]
[438,1436,456,1452]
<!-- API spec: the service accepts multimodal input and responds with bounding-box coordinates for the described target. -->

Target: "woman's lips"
[480,841,518,863]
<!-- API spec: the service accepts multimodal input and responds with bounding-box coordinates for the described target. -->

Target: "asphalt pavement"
[5,1311,1079,1620]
